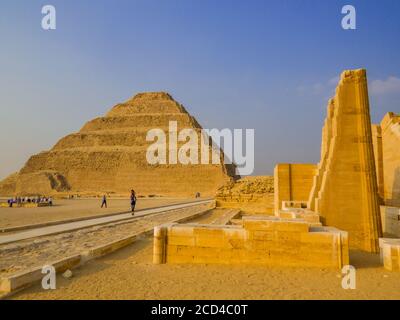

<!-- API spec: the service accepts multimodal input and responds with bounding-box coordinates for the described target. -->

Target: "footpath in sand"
[0,199,211,244]
[0,198,197,229]
[0,202,212,278]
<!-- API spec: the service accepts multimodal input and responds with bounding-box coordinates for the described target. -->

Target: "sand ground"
[0,198,197,229]
[11,236,400,300]
[4,205,400,300]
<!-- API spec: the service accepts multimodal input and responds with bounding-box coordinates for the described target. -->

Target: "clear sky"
[0,0,399,179]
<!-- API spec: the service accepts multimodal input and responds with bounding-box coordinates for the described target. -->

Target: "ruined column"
[311,69,382,253]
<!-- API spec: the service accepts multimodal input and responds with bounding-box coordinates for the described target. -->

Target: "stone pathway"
[0,202,212,277]
[0,199,212,245]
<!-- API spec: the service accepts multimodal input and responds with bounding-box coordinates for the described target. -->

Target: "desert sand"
[11,234,400,300]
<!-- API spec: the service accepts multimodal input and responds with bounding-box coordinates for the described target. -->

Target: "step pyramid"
[0,92,237,197]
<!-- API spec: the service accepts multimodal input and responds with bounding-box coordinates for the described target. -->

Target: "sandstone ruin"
[372,112,400,239]
[276,69,382,253]
[0,92,237,197]
[153,69,389,270]
[372,112,400,207]
[215,176,274,214]
[154,217,349,269]
[308,69,382,252]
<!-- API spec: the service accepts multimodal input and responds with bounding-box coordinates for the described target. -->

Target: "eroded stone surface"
[308,69,382,253]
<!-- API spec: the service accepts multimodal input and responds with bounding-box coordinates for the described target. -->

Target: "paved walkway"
[0,199,213,245]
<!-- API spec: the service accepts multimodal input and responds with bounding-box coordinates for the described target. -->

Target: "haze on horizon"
[0,0,400,180]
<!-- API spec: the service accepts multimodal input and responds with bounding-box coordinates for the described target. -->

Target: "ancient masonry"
[274,70,384,253]
[154,217,349,269]
[0,92,236,197]
[372,112,400,238]
[274,164,317,212]
[215,176,275,215]
[153,69,385,269]
[306,69,382,253]
[372,112,400,207]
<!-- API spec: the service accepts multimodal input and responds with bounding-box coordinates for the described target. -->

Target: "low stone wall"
[380,206,400,237]
[275,209,321,226]
[379,238,400,272]
[0,201,215,297]
[154,216,349,269]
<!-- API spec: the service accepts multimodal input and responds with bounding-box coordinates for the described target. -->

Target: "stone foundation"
[379,238,400,272]
[380,206,400,238]
[154,215,349,269]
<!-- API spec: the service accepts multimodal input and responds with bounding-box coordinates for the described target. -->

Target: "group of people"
[101,190,137,215]
[7,196,53,207]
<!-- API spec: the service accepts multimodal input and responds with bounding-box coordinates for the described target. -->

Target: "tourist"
[49,197,53,206]
[130,190,137,215]
[101,195,107,208]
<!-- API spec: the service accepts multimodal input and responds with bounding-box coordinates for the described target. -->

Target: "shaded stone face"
[0,92,236,197]
[372,112,400,207]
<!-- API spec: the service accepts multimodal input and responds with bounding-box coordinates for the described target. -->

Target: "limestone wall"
[216,176,274,214]
[154,216,349,269]
[371,124,385,202]
[374,113,400,207]
[308,69,382,253]
[274,164,317,213]
[379,238,400,272]
[380,206,400,238]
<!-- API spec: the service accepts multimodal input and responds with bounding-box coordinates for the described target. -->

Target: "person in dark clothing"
[130,190,137,215]
[101,195,107,208]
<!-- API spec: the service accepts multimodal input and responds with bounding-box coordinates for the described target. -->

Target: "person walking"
[130,190,137,215]
[101,195,107,208]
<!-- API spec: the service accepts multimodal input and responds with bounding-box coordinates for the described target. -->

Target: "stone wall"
[307,69,382,253]
[274,164,317,213]
[371,124,385,201]
[379,238,400,272]
[216,176,274,214]
[372,113,400,207]
[380,206,400,238]
[154,216,349,269]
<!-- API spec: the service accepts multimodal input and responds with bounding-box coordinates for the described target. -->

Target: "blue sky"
[0,0,399,179]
